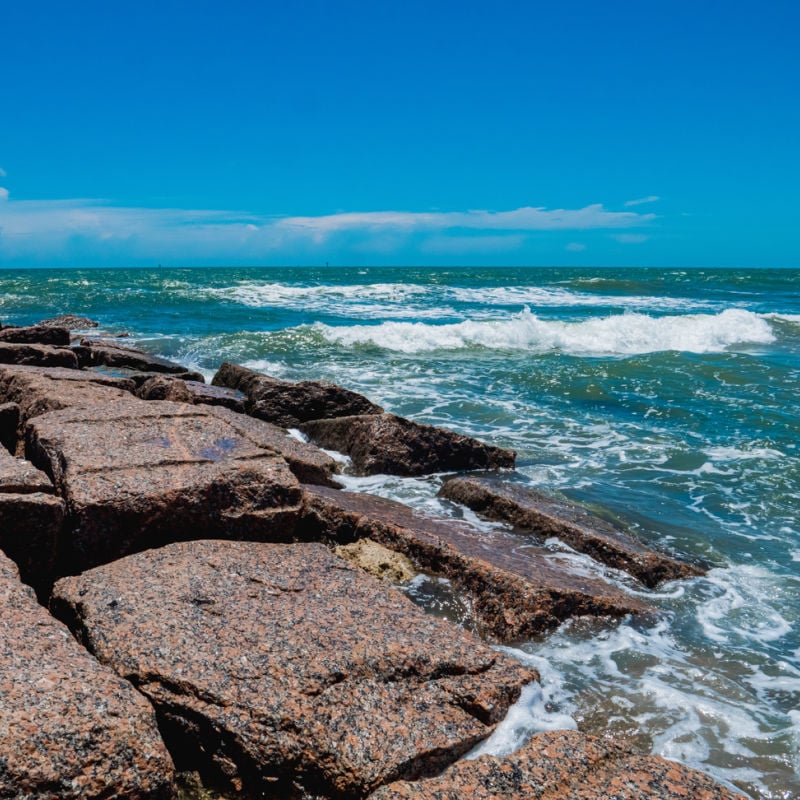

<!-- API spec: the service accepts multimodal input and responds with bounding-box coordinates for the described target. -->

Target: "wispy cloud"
[565,242,586,252]
[0,167,7,178]
[624,195,660,207]
[0,193,656,266]
[612,233,648,244]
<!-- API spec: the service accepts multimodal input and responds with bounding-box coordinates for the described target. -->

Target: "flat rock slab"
[75,338,192,374]
[440,476,703,588]
[0,448,64,588]
[0,324,71,346]
[0,551,174,799]
[300,414,516,477]
[137,374,246,412]
[371,729,745,800]
[213,361,383,427]
[51,539,536,799]
[0,364,136,425]
[26,398,303,573]
[0,341,79,368]
[301,486,649,642]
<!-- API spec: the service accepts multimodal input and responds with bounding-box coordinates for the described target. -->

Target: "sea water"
[1,266,798,798]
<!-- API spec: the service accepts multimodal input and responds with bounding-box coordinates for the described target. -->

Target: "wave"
[314,308,776,356]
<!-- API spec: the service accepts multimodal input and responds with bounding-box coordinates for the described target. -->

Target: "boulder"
[137,374,245,412]
[0,401,18,452]
[75,337,193,374]
[0,324,71,346]
[300,486,650,642]
[38,314,99,329]
[26,398,303,574]
[371,729,745,800]
[300,413,516,476]
[212,361,383,427]
[440,475,703,588]
[0,448,64,589]
[0,551,175,799]
[51,539,536,799]
[334,538,417,583]
[0,364,136,425]
[0,341,79,368]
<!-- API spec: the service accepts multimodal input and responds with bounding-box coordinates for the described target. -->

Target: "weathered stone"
[127,369,207,386]
[206,404,341,487]
[440,475,703,588]
[301,485,650,642]
[0,551,175,799]
[0,341,79,368]
[0,401,18,452]
[212,361,383,427]
[0,364,136,425]
[335,538,417,583]
[38,313,99,329]
[26,398,303,573]
[51,539,536,799]
[0,324,71,346]
[138,375,245,412]
[300,413,516,477]
[75,337,193,374]
[0,448,64,589]
[370,729,746,800]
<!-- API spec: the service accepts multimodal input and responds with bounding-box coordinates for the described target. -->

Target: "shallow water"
[2,265,798,798]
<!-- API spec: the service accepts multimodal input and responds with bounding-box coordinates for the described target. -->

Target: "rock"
[439,475,704,588]
[335,538,416,583]
[0,341,79,368]
[212,361,383,427]
[206,404,341,488]
[38,314,100,329]
[0,551,175,799]
[300,414,516,477]
[127,369,207,386]
[0,364,136,426]
[138,375,246,412]
[300,486,650,642]
[75,337,193,374]
[0,448,64,590]
[0,401,19,452]
[51,539,536,799]
[370,729,746,800]
[0,324,71,346]
[26,398,303,574]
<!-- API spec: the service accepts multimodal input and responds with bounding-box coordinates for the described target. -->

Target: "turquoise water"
[2,266,799,798]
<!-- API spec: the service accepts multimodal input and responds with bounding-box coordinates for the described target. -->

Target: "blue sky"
[1,0,797,268]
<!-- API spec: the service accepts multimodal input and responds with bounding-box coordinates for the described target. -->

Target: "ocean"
[1,266,798,798]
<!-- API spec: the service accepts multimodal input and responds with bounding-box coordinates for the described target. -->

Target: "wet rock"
[51,539,536,799]
[0,324,71,346]
[300,413,516,477]
[138,374,246,412]
[26,398,303,573]
[0,364,136,425]
[0,401,18,452]
[335,538,417,583]
[0,551,175,799]
[75,337,193,374]
[0,448,64,589]
[301,486,650,642]
[440,475,703,588]
[0,341,79,368]
[212,361,383,427]
[38,313,100,329]
[370,729,746,800]
[127,369,207,386]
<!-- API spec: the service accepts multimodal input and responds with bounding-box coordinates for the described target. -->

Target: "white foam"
[314,308,776,356]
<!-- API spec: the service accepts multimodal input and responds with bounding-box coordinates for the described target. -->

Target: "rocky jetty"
[0,323,71,346]
[0,327,736,799]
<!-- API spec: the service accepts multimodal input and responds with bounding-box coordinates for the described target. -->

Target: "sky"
[1,0,798,268]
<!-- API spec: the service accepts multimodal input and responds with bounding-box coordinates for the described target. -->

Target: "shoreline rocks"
[75,338,197,375]
[0,341,79,368]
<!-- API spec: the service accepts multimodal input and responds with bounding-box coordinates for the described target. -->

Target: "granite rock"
[0,401,18,452]
[335,538,417,583]
[127,369,207,386]
[25,398,303,574]
[0,341,79,368]
[212,361,383,427]
[300,414,516,477]
[370,729,746,800]
[75,337,193,374]
[301,485,650,642]
[38,314,99,329]
[51,539,536,799]
[439,475,704,588]
[0,550,175,799]
[0,324,71,346]
[138,375,246,412]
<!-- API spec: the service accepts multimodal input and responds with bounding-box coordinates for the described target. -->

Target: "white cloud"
[613,233,648,244]
[0,187,8,202]
[0,167,6,178]
[624,195,660,207]
[565,242,586,252]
